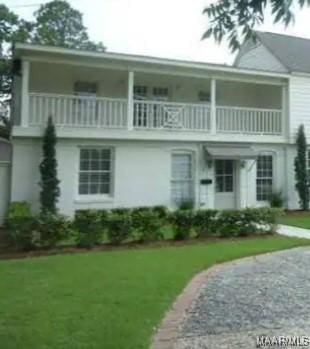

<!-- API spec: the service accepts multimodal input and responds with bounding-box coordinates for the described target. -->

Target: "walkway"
[278,224,310,239]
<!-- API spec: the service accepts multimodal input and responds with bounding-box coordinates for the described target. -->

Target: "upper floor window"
[153,87,169,100]
[134,85,148,100]
[74,81,97,96]
[256,155,273,201]
[198,91,210,102]
[79,148,113,195]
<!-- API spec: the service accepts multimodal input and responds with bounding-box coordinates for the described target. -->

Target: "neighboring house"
[7,32,308,219]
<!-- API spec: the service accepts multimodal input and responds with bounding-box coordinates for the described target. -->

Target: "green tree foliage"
[294,124,309,210]
[203,0,310,52]
[0,1,105,138]
[33,0,105,50]
[39,116,60,214]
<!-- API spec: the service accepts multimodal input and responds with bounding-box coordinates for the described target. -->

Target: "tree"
[0,1,105,138]
[33,0,105,51]
[203,0,310,52]
[294,124,309,210]
[39,116,60,213]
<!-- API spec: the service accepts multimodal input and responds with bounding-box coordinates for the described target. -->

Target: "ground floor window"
[215,160,234,192]
[256,155,273,201]
[79,148,113,195]
[171,153,194,204]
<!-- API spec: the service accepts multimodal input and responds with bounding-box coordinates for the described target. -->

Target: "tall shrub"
[294,124,309,210]
[39,116,60,213]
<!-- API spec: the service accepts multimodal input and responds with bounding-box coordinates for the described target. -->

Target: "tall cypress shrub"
[294,124,309,210]
[39,116,60,213]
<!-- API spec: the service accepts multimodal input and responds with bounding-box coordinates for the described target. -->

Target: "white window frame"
[78,147,114,198]
[256,154,273,201]
[171,151,195,205]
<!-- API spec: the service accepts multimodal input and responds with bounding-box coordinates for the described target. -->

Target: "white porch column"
[210,78,216,134]
[282,85,289,139]
[127,71,134,130]
[21,60,30,127]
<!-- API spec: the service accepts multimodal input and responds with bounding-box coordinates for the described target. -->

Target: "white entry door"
[214,160,236,209]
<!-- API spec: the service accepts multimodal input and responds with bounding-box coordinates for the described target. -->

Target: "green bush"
[74,210,105,247]
[110,208,132,215]
[4,202,38,250]
[131,209,163,242]
[33,212,72,248]
[194,209,218,237]
[178,200,195,211]
[152,206,168,220]
[169,210,194,240]
[269,191,284,208]
[216,209,250,237]
[106,213,132,245]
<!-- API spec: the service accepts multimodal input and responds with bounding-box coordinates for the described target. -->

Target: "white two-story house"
[6,31,308,219]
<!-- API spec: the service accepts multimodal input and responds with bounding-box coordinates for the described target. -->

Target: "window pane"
[79,184,88,195]
[80,160,89,171]
[225,176,233,192]
[99,183,110,194]
[79,148,112,195]
[100,161,110,171]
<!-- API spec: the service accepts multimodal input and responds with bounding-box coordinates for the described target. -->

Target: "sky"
[4,0,310,65]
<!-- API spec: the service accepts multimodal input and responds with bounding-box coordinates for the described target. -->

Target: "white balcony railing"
[28,93,283,136]
[29,93,128,128]
[133,100,210,131]
[216,106,282,135]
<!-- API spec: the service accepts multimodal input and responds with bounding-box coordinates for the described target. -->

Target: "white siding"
[236,43,288,73]
[289,76,310,140]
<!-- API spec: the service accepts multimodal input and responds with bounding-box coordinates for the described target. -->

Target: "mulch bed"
[0,234,274,261]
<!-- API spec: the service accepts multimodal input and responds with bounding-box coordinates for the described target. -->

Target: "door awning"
[204,145,257,160]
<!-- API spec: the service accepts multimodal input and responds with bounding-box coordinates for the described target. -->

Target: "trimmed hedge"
[5,202,72,250]
[5,202,283,250]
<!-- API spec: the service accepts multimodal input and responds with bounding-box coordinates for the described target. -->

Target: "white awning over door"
[204,145,257,160]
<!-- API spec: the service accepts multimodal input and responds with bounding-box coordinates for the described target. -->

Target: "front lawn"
[0,236,309,349]
[278,211,310,229]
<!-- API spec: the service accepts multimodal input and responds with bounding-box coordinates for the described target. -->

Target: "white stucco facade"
[10,137,290,217]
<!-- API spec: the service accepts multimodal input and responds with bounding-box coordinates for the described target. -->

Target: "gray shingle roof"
[256,31,310,73]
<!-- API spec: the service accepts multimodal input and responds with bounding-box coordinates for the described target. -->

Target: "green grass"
[0,236,309,349]
[278,211,310,229]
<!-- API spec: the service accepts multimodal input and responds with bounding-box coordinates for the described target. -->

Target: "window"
[74,81,97,95]
[134,85,148,100]
[256,155,273,201]
[198,91,210,102]
[215,160,234,192]
[79,148,113,195]
[74,81,97,121]
[171,153,194,204]
[153,87,169,100]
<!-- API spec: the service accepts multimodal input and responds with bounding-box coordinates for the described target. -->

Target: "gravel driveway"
[176,247,310,349]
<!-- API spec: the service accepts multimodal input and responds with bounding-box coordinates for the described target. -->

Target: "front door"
[214,159,236,209]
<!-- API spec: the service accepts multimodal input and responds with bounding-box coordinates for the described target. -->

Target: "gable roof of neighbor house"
[252,31,310,74]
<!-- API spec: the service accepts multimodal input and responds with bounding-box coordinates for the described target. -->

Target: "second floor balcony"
[13,57,287,142]
[28,93,282,135]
